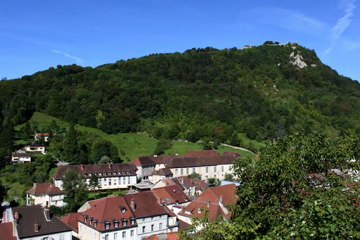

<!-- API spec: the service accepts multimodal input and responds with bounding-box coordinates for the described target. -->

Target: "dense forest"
[1,43,360,151]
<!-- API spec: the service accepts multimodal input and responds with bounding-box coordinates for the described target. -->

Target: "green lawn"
[18,112,257,161]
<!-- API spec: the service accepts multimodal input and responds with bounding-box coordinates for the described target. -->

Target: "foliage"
[0,44,359,146]
[188,172,202,180]
[62,169,88,212]
[88,174,99,192]
[153,138,173,155]
[186,134,360,239]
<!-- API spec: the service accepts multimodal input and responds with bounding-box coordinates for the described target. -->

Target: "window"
[130,218,135,225]
[105,222,110,230]
[114,221,119,228]
[94,220,98,228]
[122,219,127,227]
[221,166,224,172]
[142,226,146,233]
[122,231,126,238]
[181,168,183,175]
[130,230,134,236]
[151,224,154,231]
[186,168,189,174]
[193,167,195,173]
[214,166,216,172]
[127,177,130,184]
[206,167,208,173]
[114,233,118,240]
[121,207,126,213]
[159,222,163,229]
[109,179,112,185]
[104,234,109,240]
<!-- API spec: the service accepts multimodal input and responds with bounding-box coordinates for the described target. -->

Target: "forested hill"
[1,43,360,143]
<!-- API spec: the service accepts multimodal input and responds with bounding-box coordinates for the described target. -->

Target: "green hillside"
[2,43,360,150]
[20,112,254,161]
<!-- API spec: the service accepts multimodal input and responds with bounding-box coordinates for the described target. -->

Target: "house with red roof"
[53,163,137,191]
[34,133,50,142]
[2,205,72,240]
[75,191,180,240]
[133,151,240,182]
[24,143,46,155]
[151,185,190,211]
[178,184,237,225]
[26,183,65,207]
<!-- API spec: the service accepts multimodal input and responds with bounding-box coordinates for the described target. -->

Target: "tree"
[188,172,201,180]
[0,181,6,202]
[63,170,88,212]
[187,134,360,239]
[153,139,172,155]
[88,174,99,192]
[90,139,118,163]
[63,124,79,163]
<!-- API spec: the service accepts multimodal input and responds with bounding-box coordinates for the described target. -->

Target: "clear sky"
[1,0,359,81]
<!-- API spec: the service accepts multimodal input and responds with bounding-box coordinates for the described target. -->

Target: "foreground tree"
[184,134,360,239]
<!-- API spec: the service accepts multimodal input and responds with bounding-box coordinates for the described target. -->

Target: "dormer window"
[121,207,126,213]
[114,221,119,228]
[197,208,202,214]
[84,215,88,223]
[122,219,127,227]
[89,217,93,226]
[105,221,110,230]
[94,220,98,228]
[130,218,135,225]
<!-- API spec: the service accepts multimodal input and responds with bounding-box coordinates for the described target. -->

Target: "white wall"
[170,164,233,180]
[78,222,137,240]
[136,215,169,239]
[22,231,72,240]
[26,194,65,207]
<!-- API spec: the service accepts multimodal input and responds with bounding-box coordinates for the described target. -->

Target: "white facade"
[136,214,177,239]
[11,154,31,163]
[24,145,46,155]
[78,222,137,240]
[55,175,137,191]
[170,164,233,180]
[21,232,72,240]
[26,193,65,207]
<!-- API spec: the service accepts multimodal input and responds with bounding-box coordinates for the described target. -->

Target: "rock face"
[289,52,308,69]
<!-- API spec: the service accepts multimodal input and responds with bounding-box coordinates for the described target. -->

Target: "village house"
[151,177,208,198]
[151,185,190,212]
[26,183,65,207]
[11,152,31,163]
[34,133,50,142]
[178,184,237,225]
[24,144,46,155]
[134,151,240,182]
[74,191,180,240]
[2,205,72,240]
[148,167,173,184]
[61,212,82,239]
[53,163,137,191]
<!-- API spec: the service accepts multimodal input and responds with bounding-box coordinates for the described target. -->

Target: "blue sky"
[1,0,359,81]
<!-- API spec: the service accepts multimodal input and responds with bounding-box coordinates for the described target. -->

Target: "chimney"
[219,195,223,203]
[130,199,136,211]
[80,164,84,171]
[206,200,210,208]
[34,222,40,232]
[44,207,51,221]
[33,183,37,188]
[108,162,112,169]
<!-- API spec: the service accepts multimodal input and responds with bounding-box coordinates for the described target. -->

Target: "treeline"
[0,43,360,146]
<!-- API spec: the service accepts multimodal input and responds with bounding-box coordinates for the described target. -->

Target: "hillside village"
[0,130,242,240]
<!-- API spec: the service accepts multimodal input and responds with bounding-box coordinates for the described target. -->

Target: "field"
[17,112,258,161]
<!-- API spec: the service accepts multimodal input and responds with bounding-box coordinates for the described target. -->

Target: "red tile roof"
[27,183,63,196]
[0,222,17,240]
[54,163,137,180]
[184,150,220,157]
[124,191,171,219]
[60,213,82,233]
[176,177,208,191]
[13,205,71,238]
[178,184,237,222]
[145,232,180,240]
[151,185,189,205]
[151,167,173,176]
[79,196,136,232]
